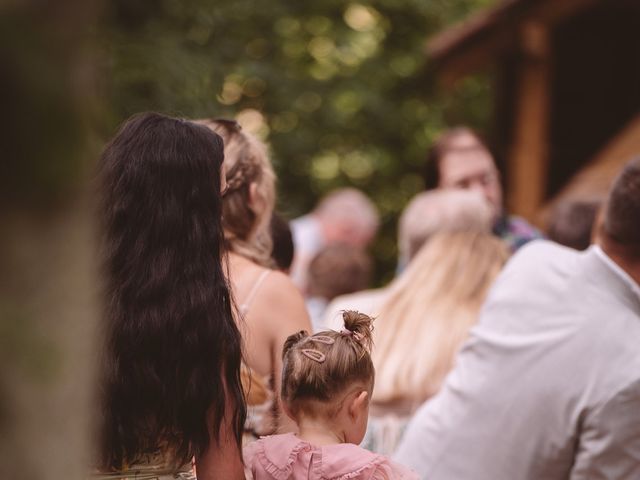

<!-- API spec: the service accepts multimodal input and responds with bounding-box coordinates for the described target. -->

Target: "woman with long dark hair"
[96,112,246,479]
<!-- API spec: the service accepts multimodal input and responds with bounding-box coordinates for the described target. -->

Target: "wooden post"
[507,21,551,224]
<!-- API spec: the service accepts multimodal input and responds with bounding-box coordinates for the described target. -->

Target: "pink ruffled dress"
[243,433,418,480]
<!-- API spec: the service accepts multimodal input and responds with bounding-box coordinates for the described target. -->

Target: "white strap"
[239,270,271,314]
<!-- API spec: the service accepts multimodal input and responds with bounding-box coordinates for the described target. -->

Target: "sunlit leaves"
[390,54,418,77]
[274,17,301,37]
[344,4,380,32]
[237,108,269,137]
[294,91,323,112]
[271,111,299,133]
[304,16,333,36]
[102,0,497,281]
[245,38,270,59]
[217,75,243,105]
[331,90,364,117]
[311,151,341,180]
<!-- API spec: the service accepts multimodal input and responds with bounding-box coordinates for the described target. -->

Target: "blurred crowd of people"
[93,112,640,480]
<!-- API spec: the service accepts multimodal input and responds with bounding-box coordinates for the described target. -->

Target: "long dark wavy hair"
[97,112,246,470]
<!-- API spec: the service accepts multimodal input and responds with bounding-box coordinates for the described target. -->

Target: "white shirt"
[395,241,640,480]
[290,214,324,291]
[593,244,640,300]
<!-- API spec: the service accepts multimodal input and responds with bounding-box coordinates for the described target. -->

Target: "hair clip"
[308,335,335,345]
[301,349,326,363]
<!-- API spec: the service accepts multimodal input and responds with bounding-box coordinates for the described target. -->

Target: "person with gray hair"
[290,187,379,291]
[398,189,493,268]
[395,157,640,479]
[323,189,493,329]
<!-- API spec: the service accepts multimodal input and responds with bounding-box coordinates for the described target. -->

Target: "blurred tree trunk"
[0,1,102,478]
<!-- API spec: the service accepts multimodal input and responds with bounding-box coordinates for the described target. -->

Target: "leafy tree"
[101,0,496,282]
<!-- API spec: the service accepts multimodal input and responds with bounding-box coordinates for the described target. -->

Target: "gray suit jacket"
[395,241,640,480]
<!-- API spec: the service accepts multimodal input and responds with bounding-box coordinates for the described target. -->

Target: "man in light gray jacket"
[395,157,640,479]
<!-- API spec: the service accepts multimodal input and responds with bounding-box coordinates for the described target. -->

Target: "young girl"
[243,311,418,479]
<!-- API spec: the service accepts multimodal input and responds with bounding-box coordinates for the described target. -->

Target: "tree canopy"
[102,0,496,281]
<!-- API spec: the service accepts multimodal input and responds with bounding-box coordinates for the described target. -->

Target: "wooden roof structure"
[428,0,601,86]
[540,114,640,221]
[427,0,640,226]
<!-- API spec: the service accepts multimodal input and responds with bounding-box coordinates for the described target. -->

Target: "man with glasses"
[423,127,542,251]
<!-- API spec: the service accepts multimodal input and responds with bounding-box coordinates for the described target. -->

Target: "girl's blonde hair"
[198,119,276,266]
[281,311,374,417]
[373,232,509,405]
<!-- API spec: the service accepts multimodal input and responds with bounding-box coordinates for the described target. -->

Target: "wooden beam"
[506,21,551,224]
[436,28,515,87]
[429,0,603,86]
[530,0,603,26]
[537,114,640,225]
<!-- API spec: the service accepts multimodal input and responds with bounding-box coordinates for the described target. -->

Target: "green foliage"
[1,7,96,208]
[101,0,496,282]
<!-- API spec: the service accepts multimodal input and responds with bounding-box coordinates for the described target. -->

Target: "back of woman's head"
[398,189,492,263]
[281,311,374,418]
[197,119,276,266]
[98,112,245,470]
[373,232,509,404]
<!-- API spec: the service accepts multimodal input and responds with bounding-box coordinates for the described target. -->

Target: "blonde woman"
[366,231,509,454]
[323,189,495,328]
[198,118,312,439]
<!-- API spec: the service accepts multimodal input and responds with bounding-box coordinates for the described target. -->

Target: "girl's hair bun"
[341,310,374,352]
[280,313,375,414]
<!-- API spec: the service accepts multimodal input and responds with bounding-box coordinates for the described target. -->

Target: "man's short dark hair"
[604,156,640,255]
[548,199,602,251]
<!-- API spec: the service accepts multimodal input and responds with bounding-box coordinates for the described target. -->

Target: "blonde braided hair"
[197,118,276,266]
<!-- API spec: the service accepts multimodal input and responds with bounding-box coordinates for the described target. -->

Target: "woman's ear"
[348,390,369,420]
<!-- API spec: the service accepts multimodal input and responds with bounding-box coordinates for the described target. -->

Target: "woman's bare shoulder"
[260,269,304,300]
[257,270,311,330]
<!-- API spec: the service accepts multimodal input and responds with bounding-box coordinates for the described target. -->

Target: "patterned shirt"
[493,214,543,252]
